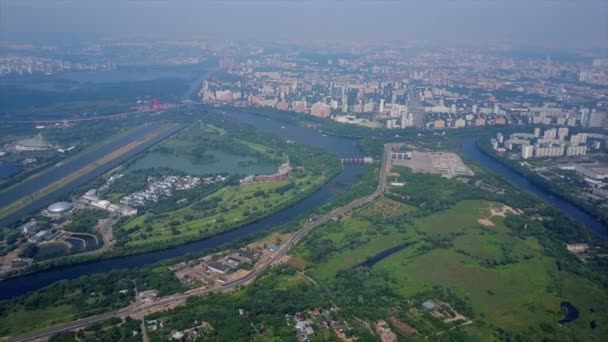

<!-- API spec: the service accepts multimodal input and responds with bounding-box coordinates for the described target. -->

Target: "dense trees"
[64,209,108,234]
[0,266,184,336]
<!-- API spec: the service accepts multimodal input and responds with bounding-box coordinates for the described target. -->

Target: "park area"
[108,118,340,252]
[293,172,608,340]
[115,172,324,250]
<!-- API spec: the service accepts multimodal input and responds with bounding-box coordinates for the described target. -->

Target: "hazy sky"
[1,0,607,48]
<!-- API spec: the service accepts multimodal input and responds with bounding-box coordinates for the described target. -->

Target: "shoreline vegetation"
[475,137,608,230]
[1,111,343,279]
[2,134,606,341]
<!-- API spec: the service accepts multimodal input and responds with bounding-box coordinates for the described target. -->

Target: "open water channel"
[0,112,606,299]
[0,110,365,298]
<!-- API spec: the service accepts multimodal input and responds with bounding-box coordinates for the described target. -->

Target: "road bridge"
[340,157,374,164]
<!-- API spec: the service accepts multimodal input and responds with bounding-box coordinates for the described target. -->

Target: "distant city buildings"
[0,56,116,76]
[193,46,608,132]
[493,128,592,159]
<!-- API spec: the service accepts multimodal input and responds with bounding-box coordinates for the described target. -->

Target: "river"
[0,161,20,179]
[0,111,365,299]
[0,124,185,228]
[460,135,608,238]
[1,122,606,299]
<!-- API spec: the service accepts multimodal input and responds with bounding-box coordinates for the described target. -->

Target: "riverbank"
[1,111,346,279]
[460,135,608,239]
[476,138,608,228]
[2,107,605,300]
[0,107,366,297]
[3,163,344,280]
[0,125,181,220]
[3,130,608,341]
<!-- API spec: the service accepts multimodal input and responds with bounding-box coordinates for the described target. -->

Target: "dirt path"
[75,217,117,257]
[140,320,149,342]
[97,218,115,248]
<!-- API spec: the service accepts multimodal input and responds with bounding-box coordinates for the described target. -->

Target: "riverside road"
[8,145,390,342]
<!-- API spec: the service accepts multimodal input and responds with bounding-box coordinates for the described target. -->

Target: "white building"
[535,144,565,157]
[558,127,569,141]
[522,145,534,159]
[566,145,587,157]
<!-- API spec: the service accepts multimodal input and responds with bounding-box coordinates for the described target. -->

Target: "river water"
[0,124,185,228]
[0,161,20,179]
[0,111,365,299]
[460,135,608,238]
[1,123,606,299]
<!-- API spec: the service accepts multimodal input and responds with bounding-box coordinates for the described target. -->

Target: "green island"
[108,115,340,253]
[0,111,342,276]
[2,133,607,341]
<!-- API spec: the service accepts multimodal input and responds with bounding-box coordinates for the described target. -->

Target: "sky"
[1,0,607,49]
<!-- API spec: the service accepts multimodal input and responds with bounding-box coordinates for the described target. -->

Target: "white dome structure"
[47,201,73,214]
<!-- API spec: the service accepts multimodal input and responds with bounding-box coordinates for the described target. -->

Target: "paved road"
[9,146,390,342]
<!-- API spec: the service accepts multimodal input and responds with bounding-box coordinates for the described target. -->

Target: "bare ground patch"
[478,204,521,227]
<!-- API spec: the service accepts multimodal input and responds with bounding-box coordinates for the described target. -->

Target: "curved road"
[8,146,389,342]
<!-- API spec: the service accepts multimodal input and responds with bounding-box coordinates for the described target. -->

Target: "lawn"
[116,172,327,249]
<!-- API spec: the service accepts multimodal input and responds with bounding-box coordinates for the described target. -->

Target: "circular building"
[47,201,73,214]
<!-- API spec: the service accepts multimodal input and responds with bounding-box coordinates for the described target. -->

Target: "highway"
[9,145,390,342]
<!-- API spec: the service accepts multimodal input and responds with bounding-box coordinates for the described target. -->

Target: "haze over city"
[2,0,607,48]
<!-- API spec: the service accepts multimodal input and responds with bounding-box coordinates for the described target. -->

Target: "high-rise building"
[566,145,587,156]
[570,133,588,146]
[558,127,569,141]
[534,144,565,157]
[497,133,504,144]
[534,127,541,138]
[543,128,557,140]
[454,118,466,128]
[522,145,534,159]
[310,102,331,117]
[495,117,507,125]
[580,108,591,127]
[400,112,414,128]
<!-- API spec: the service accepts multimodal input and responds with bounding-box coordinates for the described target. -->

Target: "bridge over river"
[340,156,374,164]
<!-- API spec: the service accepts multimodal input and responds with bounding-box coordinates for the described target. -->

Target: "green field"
[294,197,608,340]
[109,117,341,251]
[11,146,608,341]
[115,172,326,249]
[0,304,75,336]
